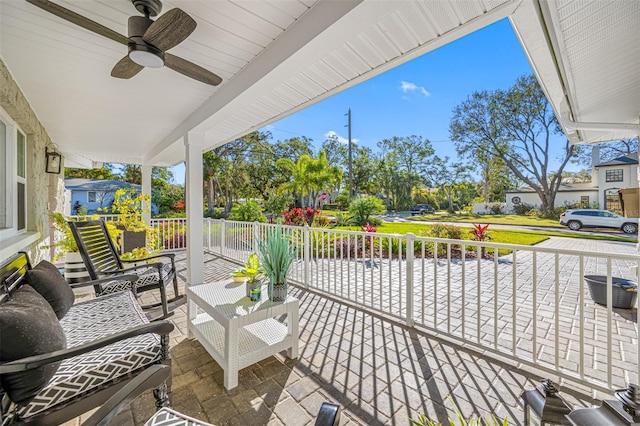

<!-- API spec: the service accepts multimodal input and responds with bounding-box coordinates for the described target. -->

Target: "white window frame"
[88,191,97,203]
[0,106,27,241]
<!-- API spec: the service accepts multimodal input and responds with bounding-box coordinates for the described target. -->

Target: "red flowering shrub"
[283,207,320,226]
[469,223,491,241]
[361,222,377,233]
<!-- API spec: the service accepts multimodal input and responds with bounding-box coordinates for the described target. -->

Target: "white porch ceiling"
[511,0,640,144]
[1,0,638,168]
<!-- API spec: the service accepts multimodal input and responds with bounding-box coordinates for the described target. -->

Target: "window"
[88,191,97,203]
[580,196,589,206]
[0,107,27,238]
[606,169,623,182]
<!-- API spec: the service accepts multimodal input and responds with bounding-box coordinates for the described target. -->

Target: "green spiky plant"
[258,222,296,301]
[411,397,509,426]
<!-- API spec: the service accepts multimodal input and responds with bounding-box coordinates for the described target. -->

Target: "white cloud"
[324,130,359,144]
[400,80,430,97]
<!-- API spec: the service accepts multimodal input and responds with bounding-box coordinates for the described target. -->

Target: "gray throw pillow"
[0,285,67,404]
[25,260,75,319]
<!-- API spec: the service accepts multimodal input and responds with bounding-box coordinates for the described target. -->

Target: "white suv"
[559,209,638,234]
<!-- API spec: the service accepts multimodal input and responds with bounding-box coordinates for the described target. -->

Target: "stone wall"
[0,59,66,262]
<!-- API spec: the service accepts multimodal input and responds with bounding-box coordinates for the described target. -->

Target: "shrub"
[419,224,462,257]
[348,196,386,226]
[283,207,319,226]
[228,200,267,222]
[314,214,332,227]
[263,189,293,214]
[425,224,462,240]
[164,231,186,249]
[512,202,535,215]
[334,192,351,210]
[490,203,503,215]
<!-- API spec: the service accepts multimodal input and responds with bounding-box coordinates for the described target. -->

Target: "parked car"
[559,209,638,234]
[410,204,435,216]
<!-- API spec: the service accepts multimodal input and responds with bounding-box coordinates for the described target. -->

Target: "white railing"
[69,215,187,251]
[203,218,640,393]
[68,214,122,223]
[150,218,187,251]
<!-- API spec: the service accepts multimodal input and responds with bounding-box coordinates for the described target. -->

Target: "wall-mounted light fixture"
[45,146,62,174]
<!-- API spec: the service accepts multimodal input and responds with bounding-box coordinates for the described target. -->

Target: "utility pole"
[345,108,353,201]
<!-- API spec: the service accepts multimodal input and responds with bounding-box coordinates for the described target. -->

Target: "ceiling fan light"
[129,49,164,68]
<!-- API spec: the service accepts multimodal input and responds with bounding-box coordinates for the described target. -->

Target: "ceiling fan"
[25,0,222,86]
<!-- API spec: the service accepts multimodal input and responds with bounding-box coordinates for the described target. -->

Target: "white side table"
[186,280,299,389]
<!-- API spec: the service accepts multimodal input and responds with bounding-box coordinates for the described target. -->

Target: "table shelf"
[189,313,293,370]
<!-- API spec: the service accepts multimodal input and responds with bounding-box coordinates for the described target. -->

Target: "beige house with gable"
[505,151,639,215]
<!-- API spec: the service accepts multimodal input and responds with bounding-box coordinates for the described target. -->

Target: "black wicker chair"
[69,219,184,319]
[0,252,173,426]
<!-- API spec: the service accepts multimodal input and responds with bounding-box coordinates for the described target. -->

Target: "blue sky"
[171,18,571,185]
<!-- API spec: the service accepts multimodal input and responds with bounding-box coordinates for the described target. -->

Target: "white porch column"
[185,132,205,287]
[141,164,152,225]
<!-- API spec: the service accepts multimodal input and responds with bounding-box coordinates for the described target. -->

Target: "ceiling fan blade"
[165,54,222,86]
[143,8,196,52]
[25,0,128,46]
[111,56,144,79]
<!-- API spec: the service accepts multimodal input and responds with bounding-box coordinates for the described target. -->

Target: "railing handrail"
[203,217,640,393]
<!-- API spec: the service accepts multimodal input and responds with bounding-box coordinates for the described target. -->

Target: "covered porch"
[76,250,607,425]
[1,0,639,424]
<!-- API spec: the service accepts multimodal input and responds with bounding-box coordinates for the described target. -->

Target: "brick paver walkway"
[66,237,637,425]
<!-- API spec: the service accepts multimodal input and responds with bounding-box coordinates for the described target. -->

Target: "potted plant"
[109,188,157,255]
[258,223,296,302]
[230,253,265,299]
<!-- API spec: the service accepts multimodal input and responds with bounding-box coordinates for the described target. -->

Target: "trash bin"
[584,275,637,309]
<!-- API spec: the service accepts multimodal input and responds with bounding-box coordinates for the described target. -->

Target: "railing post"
[405,233,415,327]
[253,221,259,254]
[304,225,310,287]
[207,218,211,251]
[220,219,226,257]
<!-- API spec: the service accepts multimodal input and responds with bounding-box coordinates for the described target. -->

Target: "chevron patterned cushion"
[96,278,135,296]
[145,408,212,426]
[132,263,174,288]
[16,291,163,419]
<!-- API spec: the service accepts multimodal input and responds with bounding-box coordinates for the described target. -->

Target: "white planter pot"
[64,252,93,295]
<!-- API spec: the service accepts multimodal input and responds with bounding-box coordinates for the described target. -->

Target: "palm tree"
[276,151,342,208]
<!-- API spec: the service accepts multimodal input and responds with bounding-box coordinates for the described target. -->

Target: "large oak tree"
[450,75,580,215]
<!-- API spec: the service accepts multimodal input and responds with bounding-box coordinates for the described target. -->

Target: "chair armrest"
[0,321,174,373]
[99,262,164,275]
[68,274,139,290]
[81,365,171,426]
[315,403,341,426]
[122,253,176,263]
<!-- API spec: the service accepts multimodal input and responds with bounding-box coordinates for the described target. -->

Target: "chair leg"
[153,382,170,410]
[139,284,174,320]
[159,283,170,318]
[172,274,180,298]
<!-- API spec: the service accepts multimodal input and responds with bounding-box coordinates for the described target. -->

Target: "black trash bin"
[584,275,638,309]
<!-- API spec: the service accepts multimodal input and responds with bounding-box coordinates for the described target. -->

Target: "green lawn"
[341,222,636,245]
[406,212,563,227]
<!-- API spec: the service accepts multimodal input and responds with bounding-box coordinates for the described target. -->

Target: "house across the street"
[64,178,153,215]
[505,151,639,215]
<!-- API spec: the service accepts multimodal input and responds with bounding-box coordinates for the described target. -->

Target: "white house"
[505,150,639,214]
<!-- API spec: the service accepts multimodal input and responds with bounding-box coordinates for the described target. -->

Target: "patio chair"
[0,252,174,426]
[84,365,342,426]
[69,219,184,319]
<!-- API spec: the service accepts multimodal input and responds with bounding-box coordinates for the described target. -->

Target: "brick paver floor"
[65,237,637,425]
